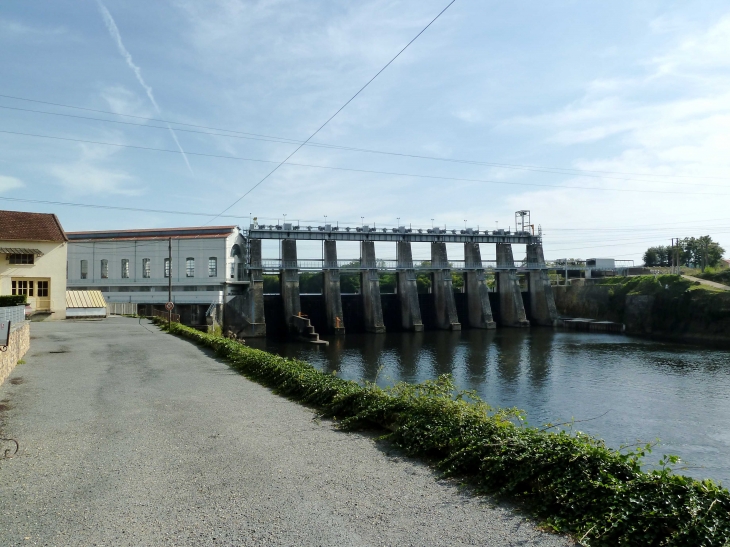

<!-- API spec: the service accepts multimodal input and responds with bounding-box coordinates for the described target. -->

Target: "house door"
[11,278,51,311]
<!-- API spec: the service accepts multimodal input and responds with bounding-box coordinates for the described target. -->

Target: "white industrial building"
[66,226,247,325]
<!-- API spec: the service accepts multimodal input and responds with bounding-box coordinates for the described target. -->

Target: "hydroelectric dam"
[219,210,559,341]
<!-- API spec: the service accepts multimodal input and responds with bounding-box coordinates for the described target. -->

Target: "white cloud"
[0,175,24,193]
[50,144,144,196]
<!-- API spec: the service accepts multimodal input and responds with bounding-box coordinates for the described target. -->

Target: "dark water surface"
[247,329,730,485]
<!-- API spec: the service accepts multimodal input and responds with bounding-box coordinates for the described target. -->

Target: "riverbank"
[161,319,730,546]
[554,274,730,345]
[0,318,572,547]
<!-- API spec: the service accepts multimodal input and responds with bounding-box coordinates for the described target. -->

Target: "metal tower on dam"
[225,210,558,339]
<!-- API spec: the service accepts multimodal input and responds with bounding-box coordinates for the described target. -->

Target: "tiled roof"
[0,210,68,242]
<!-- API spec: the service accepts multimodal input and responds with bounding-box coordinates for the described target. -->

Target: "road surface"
[0,317,574,546]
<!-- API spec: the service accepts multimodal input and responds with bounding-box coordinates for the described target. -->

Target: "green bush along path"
[160,319,730,547]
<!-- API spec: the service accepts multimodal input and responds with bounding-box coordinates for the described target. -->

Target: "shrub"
[157,319,730,546]
[0,295,27,307]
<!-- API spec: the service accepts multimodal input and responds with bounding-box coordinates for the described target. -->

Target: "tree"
[683,236,725,271]
[643,237,725,271]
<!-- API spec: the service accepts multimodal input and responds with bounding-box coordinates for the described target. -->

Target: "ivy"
[156,319,730,546]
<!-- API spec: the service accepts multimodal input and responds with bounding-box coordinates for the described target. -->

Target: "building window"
[8,254,34,265]
[11,279,34,296]
[208,257,217,277]
[143,258,151,278]
[121,259,130,279]
[230,262,235,279]
[101,259,109,279]
[37,280,49,297]
[186,258,195,277]
[164,258,171,278]
[80,260,88,279]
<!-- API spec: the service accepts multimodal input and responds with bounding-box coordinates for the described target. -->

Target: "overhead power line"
[207,0,457,223]
[3,129,730,197]
[2,96,729,184]
[3,103,728,189]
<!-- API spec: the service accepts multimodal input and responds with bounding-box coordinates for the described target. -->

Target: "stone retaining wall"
[0,321,30,385]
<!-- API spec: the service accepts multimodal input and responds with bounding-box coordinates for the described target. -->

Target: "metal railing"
[0,305,25,324]
[257,259,552,273]
[107,302,137,316]
[152,308,180,322]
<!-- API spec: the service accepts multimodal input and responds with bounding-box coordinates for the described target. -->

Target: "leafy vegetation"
[0,295,27,307]
[644,236,725,271]
[156,318,730,546]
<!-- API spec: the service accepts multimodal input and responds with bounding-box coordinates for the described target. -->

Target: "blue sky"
[2,0,730,262]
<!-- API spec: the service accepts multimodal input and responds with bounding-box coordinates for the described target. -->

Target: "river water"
[247,329,730,485]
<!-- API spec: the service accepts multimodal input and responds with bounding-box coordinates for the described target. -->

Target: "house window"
[164,258,171,278]
[101,259,109,279]
[121,259,130,279]
[143,258,151,278]
[208,257,217,277]
[186,258,195,277]
[80,260,88,279]
[11,279,34,296]
[8,254,34,264]
[37,280,49,297]
[230,262,235,279]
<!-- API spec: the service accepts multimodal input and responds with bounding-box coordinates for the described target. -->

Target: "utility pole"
[168,237,172,330]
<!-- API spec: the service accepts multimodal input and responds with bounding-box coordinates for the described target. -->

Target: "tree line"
[643,236,725,270]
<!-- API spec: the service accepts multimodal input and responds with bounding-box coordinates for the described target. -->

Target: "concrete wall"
[67,231,244,306]
[430,243,461,330]
[0,321,30,386]
[463,242,496,329]
[0,240,67,319]
[360,242,385,333]
[495,244,529,327]
[322,241,345,334]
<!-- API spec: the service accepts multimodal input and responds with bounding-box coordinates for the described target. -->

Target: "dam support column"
[396,241,424,331]
[526,243,558,326]
[496,243,530,327]
[322,240,346,335]
[463,242,496,329]
[360,241,385,333]
[431,242,461,330]
[280,239,301,333]
[224,238,266,337]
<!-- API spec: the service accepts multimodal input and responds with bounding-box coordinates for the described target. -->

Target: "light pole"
[361,216,364,227]
[397,217,400,228]
[431,218,434,229]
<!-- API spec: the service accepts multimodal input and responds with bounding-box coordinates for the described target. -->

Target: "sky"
[1,0,730,263]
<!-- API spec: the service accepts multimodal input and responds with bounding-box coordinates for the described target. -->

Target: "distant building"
[0,210,68,319]
[66,226,247,326]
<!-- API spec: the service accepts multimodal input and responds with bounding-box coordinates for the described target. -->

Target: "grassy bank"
[155,319,730,546]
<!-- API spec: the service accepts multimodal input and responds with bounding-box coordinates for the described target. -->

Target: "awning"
[0,248,44,256]
[66,290,108,308]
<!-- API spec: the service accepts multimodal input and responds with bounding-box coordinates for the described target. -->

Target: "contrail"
[95,0,193,173]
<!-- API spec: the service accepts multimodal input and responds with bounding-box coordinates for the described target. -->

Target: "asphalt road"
[0,317,574,546]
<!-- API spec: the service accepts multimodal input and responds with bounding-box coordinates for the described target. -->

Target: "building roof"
[66,225,237,242]
[0,210,68,242]
[66,290,107,308]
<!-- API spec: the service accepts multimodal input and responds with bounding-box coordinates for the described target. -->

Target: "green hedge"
[157,319,730,546]
[0,295,27,307]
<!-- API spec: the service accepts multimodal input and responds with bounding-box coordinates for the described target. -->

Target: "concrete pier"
[360,241,385,333]
[280,239,301,332]
[526,243,558,326]
[463,242,496,329]
[322,240,346,335]
[224,239,266,337]
[495,243,529,327]
[396,241,424,331]
[430,242,461,330]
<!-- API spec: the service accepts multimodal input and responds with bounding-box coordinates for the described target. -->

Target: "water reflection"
[247,328,730,485]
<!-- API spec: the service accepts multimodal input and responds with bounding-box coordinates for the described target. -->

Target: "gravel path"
[0,318,575,546]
